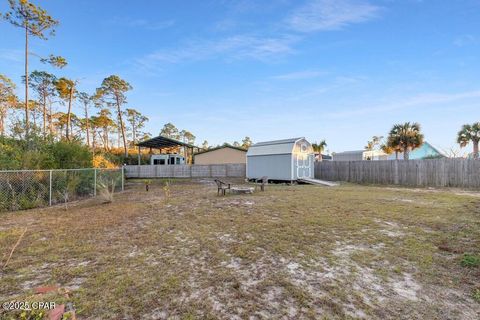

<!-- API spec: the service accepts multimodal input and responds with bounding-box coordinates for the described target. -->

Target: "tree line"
[0,69,152,156]
[0,0,205,165]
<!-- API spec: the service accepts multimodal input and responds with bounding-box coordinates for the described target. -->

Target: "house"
[332,141,444,161]
[387,141,444,160]
[314,153,332,161]
[246,137,314,181]
[332,150,389,161]
[193,145,247,165]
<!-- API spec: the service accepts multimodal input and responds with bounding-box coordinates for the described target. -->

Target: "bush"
[0,136,92,170]
[93,154,117,168]
[473,288,480,302]
[461,253,480,268]
[103,152,149,166]
[46,140,92,169]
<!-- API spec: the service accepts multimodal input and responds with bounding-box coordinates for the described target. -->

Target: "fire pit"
[230,186,255,194]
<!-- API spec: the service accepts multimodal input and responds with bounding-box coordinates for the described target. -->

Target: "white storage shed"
[246,137,315,181]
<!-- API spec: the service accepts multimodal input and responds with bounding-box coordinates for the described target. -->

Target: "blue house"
[387,141,444,160]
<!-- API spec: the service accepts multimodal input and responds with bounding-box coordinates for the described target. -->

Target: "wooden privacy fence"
[124,164,246,179]
[315,159,480,188]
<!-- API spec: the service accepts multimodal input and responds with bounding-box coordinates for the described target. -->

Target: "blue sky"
[1,0,479,153]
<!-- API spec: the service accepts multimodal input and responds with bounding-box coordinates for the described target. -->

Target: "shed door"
[296,154,312,179]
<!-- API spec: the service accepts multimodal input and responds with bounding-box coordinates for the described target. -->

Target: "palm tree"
[380,143,395,156]
[457,123,480,159]
[365,136,383,151]
[312,140,327,161]
[387,122,424,160]
[312,140,327,152]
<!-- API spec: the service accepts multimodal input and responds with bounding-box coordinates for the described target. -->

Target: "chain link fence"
[0,168,124,212]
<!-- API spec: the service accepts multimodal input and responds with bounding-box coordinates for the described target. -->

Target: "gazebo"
[136,135,197,165]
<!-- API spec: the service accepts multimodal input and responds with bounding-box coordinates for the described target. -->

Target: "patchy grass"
[461,253,480,268]
[1,180,479,319]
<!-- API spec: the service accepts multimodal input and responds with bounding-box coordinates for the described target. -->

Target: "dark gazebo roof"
[136,135,195,149]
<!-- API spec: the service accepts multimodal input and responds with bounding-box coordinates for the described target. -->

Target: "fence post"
[348,161,351,181]
[394,160,399,185]
[94,168,97,196]
[49,170,53,206]
[121,167,124,191]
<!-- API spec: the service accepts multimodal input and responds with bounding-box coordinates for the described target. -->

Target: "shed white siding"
[247,137,314,181]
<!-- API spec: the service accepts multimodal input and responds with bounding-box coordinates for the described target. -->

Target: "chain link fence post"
[94,168,97,197]
[49,170,53,206]
[121,166,124,191]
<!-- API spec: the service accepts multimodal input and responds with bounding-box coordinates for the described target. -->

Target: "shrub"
[46,140,92,169]
[93,154,117,168]
[163,181,171,203]
[104,151,150,166]
[473,288,480,302]
[0,135,92,170]
[461,253,480,268]
[98,179,116,203]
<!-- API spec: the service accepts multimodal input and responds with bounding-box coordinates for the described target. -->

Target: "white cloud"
[287,0,381,32]
[271,70,326,80]
[453,35,478,47]
[106,17,175,30]
[135,34,298,69]
[0,49,23,62]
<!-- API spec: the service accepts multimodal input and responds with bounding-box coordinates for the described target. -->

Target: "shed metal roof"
[247,137,305,156]
[250,137,302,146]
[136,135,195,149]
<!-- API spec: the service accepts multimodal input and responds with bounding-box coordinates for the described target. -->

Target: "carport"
[136,135,196,164]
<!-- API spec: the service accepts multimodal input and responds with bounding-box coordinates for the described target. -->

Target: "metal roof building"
[193,145,247,165]
[246,137,314,181]
[135,135,197,164]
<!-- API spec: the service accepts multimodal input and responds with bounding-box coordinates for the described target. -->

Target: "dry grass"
[0,179,479,319]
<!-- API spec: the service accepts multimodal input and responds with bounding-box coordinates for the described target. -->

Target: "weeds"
[144,179,151,192]
[98,179,116,203]
[460,253,480,268]
[473,288,480,302]
[58,176,81,210]
[2,227,27,269]
[163,181,171,203]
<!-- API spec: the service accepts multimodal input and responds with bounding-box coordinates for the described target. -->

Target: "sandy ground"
[0,179,479,319]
